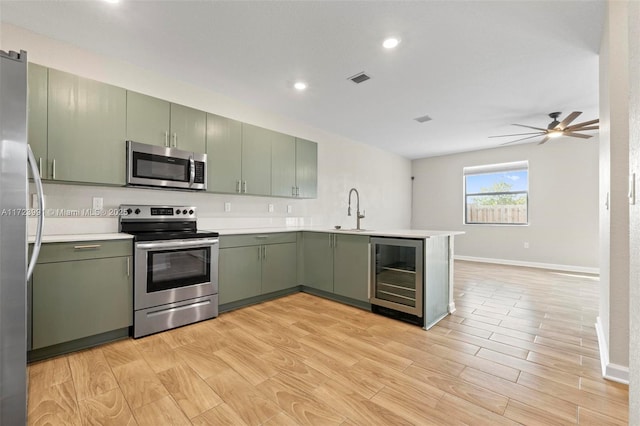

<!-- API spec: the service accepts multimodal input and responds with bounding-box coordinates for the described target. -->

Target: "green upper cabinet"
[241,123,272,196]
[206,113,242,193]
[170,103,206,153]
[47,69,126,185]
[126,91,206,153]
[295,138,318,198]
[28,63,48,179]
[126,91,171,147]
[271,133,296,197]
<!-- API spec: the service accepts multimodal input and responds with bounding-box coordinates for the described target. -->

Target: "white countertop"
[28,228,462,244]
[28,233,134,244]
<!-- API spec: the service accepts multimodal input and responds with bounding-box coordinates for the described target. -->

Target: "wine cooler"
[370,237,424,326]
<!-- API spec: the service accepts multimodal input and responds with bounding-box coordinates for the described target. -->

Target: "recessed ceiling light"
[383,37,400,49]
[294,81,307,91]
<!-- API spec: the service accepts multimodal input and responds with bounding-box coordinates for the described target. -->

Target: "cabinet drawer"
[220,232,296,248]
[35,240,133,263]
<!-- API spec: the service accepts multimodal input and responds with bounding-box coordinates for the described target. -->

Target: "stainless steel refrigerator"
[0,49,45,424]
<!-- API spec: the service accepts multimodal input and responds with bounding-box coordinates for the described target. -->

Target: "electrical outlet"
[287,205,292,214]
[92,197,103,211]
[523,242,529,249]
[268,204,274,213]
[224,202,231,212]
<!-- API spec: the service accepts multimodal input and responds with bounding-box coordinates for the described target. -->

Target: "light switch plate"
[92,197,103,211]
[224,202,231,212]
[287,205,293,214]
[268,204,274,213]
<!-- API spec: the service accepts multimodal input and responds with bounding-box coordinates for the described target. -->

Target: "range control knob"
[182,209,188,215]
[176,209,181,214]
[134,208,141,215]
[126,208,133,215]
[188,209,194,215]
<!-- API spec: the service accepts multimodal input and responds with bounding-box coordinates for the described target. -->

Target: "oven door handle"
[136,238,218,251]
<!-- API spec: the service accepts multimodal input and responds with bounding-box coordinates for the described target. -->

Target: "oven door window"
[147,247,211,293]
[133,151,189,182]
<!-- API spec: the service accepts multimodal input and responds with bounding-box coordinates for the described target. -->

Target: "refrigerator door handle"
[27,144,44,281]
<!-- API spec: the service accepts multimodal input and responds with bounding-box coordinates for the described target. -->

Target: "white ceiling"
[0,0,604,159]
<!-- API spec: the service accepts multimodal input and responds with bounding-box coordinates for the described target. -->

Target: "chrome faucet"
[348,187,365,230]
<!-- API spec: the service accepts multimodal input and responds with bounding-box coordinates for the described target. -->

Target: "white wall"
[598,0,630,376]
[627,0,640,419]
[1,24,411,233]
[412,140,599,271]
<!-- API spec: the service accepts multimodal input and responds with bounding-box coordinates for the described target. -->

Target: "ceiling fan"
[489,111,599,145]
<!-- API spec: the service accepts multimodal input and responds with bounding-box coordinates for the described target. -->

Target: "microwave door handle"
[189,156,195,186]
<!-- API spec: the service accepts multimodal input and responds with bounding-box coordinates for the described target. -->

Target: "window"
[464,161,529,225]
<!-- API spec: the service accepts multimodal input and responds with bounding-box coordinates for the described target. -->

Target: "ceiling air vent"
[414,114,432,123]
[348,72,371,84]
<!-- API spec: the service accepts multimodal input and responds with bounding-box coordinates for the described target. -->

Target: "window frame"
[463,161,529,226]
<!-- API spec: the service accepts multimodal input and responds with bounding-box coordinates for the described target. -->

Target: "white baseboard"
[453,255,599,275]
[595,317,630,384]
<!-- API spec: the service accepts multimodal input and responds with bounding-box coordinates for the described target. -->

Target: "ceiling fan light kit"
[489,111,599,145]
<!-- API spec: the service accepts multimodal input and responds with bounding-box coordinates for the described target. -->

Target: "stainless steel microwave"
[126,140,207,190]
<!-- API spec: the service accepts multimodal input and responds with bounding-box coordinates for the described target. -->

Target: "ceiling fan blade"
[512,124,548,131]
[565,119,599,130]
[489,131,544,138]
[565,125,599,131]
[500,134,545,145]
[557,111,582,130]
[538,136,551,145]
[563,132,593,139]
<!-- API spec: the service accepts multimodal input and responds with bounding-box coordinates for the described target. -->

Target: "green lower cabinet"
[302,233,335,293]
[333,234,370,302]
[32,256,132,349]
[262,243,297,294]
[303,232,370,303]
[218,246,262,304]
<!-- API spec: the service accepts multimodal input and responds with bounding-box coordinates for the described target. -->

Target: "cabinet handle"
[236,180,241,193]
[292,186,296,197]
[73,244,101,250]
[329,234,333,248]
[242,181,247,193]
[258,246,261,260]
[334,235,337,248]
[126,257,130,277]
[164,131,169,147]
[296,187,300,197]
[38,158,43,177]
[52,158,56,180]
[262,246,266,261]
[173,133,177,147]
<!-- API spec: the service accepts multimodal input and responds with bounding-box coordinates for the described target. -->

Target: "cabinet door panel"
[295,138,318,198]
[241,124,272,196]
[219,246,262,304]
[48,69,126,184]
[302,233,334,292]
[126,91,170,147]
[28,63,48,179]
[32,257,132,349]
[206,113,242,193]
[262,243,297,294]
[170,103,206,153]
[271,133,296,197]
[334,235,370,302]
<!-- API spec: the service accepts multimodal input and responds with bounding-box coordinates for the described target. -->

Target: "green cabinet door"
[28,63,48,179]
[219,246,262,304]
[48,69,126,185]
[271,133,296,197]
[170,103,206,153]
[303,232,334,292]
[296,138,318,198]
[126,91,171,147]
[32,256,132,349]
[206,113,242,193]
[262,243,297,294]
[333,234,370,302]
[241,124,272,196]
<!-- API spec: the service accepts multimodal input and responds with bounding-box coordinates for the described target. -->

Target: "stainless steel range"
[119,205,219,338]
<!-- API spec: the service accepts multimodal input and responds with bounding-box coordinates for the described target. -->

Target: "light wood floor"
[27,261,629,425]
